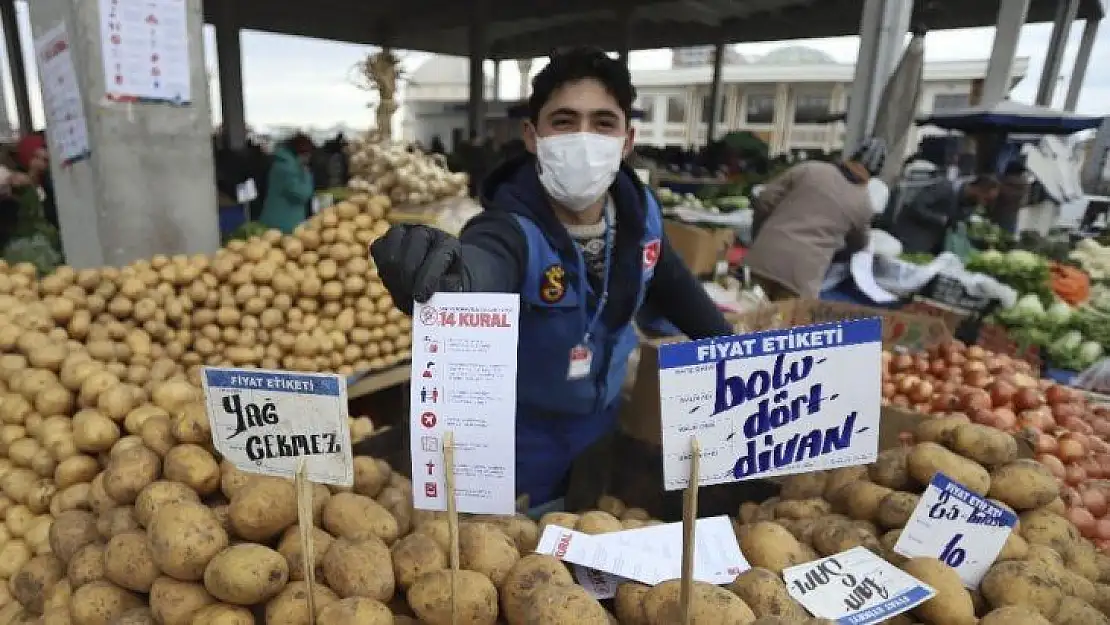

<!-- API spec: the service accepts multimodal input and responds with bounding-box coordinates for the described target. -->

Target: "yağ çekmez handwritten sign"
[893,472,1017,587]
[202,367,354,487]
[783,546,935,625]
[659,318,883,489]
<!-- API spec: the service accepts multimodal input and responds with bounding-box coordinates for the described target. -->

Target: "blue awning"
[917,100,1105,135]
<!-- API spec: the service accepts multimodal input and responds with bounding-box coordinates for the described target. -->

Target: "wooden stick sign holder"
[679,437,701,625]
[295,460,318,625]
[444,431,460,625]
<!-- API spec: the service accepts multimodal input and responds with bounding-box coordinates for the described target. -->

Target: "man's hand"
[370,224,465,314]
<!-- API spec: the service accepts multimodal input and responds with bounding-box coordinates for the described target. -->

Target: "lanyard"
[578,199,614,345]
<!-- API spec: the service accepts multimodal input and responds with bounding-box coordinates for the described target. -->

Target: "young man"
[746,139,887,300]
[371,47,731,506]
[892,174,1001,254]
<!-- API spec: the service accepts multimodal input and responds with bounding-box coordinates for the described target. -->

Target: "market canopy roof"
[918,100,1107,135]
[210,0,1107,58]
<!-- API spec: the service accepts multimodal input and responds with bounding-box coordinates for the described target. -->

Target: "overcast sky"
[2,1,1108,130]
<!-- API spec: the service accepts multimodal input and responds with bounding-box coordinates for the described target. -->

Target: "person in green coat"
[259,134,316,234]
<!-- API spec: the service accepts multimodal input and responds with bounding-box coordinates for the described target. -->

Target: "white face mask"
[535,132,625,212]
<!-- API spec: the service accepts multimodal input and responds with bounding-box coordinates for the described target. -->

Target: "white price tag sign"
[893,472,1017,587]
[658,318,883,490]
[784,547,934,625]
[201,367,353,487]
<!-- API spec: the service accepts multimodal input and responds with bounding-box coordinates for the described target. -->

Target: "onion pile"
[347,140,469,205]
[885,339,1110,550]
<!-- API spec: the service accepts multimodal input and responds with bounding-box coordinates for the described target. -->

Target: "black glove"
[370,224,466,314]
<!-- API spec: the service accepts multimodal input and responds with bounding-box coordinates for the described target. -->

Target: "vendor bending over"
[370,48,732,507]
[745,139,888,300]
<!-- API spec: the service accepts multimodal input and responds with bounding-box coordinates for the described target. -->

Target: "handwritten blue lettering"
[714,353,815,416]
[742,383,824,438]
[733,412,858,478]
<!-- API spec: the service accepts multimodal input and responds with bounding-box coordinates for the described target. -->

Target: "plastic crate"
[921,274,993,313]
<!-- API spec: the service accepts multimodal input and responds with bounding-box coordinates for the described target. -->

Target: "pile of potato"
[734,415,1110,624]
[346,140,469,206]
[0,191,411,380]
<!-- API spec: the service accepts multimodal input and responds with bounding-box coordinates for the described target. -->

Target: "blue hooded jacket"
[453,154,731,504]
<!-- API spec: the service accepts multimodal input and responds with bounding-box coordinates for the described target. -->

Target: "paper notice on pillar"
[409,293,520,515]
[33,23,91,166]
[99,0,192,104]
[659,318,883,491]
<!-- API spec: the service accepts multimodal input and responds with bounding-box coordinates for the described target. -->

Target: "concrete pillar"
[1036,0,1079,106]
[2,0,33,133]
[28,0,219,269]
[772,83,790,155]
[845,0,912,153]
[982,0,1030,107]
[517,58,532,99]
[1065,18,1100,112]
[870,0,913,117]
[213,1,246,150]
[845,0,884,153]
[705,38,725,145]
[467,0,488,138]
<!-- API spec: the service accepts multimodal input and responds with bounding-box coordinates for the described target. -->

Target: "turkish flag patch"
[643,239,661,269]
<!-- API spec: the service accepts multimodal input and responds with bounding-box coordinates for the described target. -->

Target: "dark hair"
[969,175,1001,191]
[1003,160,1026,176]
[287,133,315,156]
[528,47,636,125]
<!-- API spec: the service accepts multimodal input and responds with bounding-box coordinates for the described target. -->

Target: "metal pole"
[1064,18,1100,111]
[1035,0,1079,106]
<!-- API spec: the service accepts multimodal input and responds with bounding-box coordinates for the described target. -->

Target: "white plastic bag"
[1074,359,1110,394]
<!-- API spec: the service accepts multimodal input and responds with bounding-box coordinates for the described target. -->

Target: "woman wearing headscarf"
[259,133,316,234]
[15,133,58,232]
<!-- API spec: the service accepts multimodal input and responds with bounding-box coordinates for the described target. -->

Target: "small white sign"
[236,179,258,203]
[536,516,748,591]
[535,525,675,586]
[659,318,883,490]
[201,367,353,486]
[783,547,935,625]
[410,293,520,515]
[893,473,1017,587]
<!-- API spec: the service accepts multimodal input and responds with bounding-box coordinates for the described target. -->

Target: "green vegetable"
[1045,301,1073,329]
[965,249,1054,305]
[1079,341,1104,368]
[899,253,934,265]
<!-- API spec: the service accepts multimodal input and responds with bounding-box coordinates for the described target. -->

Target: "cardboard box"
[619,299,953,446]
[664,220,735,277]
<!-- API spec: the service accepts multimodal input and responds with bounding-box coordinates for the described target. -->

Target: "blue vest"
[512,191,664,416]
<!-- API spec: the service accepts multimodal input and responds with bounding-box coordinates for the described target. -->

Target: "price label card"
[783,547,934,625]
[893,472,1017,587]
[201,367,353,487]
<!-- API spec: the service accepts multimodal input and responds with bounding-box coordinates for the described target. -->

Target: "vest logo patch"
[540,264,566,303]
[643,239,661,269]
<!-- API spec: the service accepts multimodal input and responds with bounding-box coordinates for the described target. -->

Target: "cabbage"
[1012,294,1046,323]
[1005,249,1040,269]
[1079,341,1105,368]
[1045,301,1073,327]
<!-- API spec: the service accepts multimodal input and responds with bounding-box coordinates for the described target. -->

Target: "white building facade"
[401,47,1030,156]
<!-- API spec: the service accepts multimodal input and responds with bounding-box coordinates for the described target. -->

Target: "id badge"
[568,345,592,380]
